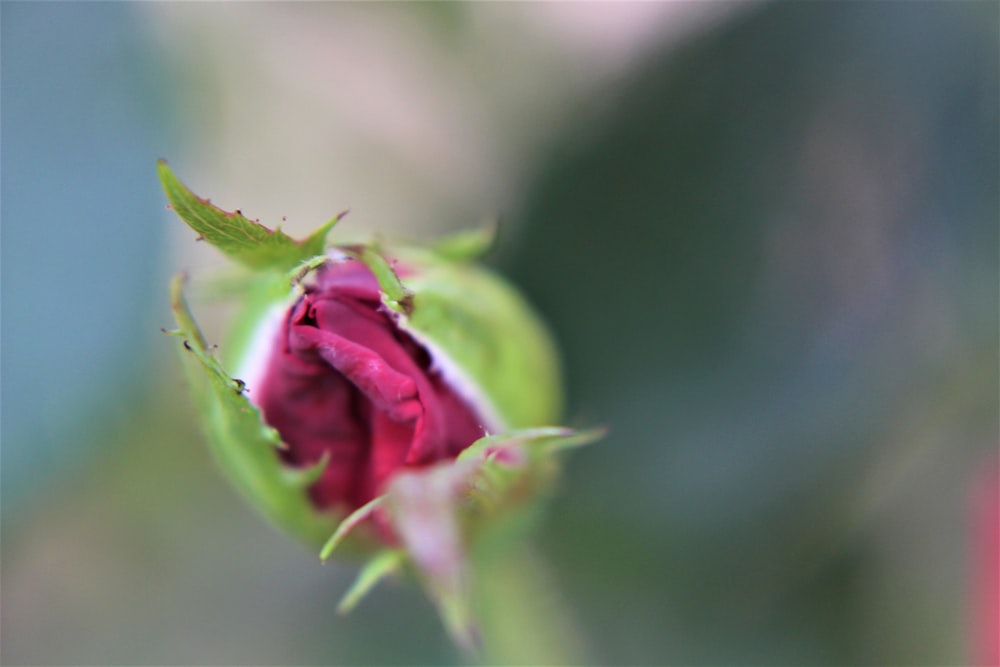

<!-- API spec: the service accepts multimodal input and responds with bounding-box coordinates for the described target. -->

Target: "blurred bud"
[158,161,601,648]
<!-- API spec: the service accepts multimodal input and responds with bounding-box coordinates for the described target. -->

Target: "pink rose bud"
[159,161,601,647]
[247,258,489,517]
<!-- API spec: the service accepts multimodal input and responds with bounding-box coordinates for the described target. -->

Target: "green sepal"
[318,425,603,649]
[319,495,385,562]
[168,274,337,548]
[283,452,330,488]
[344,244,413,315]
[428,222,497,262]
[158,160,344,272]
[352,245,563,429]
[405,260,563,427]
[456,426,605,463]
[459,426,605,527]
[337,549,407,615]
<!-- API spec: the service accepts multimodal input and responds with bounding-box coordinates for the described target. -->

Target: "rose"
[247,258,490,515]
[160,161,601,646]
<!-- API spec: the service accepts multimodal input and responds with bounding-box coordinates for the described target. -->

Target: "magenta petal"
[291,325,421,422]
[370,409,419,492]
[252,259,489,517]
[254,348,370,508]
[315,259,382,298]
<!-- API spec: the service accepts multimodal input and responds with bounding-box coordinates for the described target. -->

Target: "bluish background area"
[2,2,997,665]
[2,2,170,506]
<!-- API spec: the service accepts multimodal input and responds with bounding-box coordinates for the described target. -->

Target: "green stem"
[473,543,590,665]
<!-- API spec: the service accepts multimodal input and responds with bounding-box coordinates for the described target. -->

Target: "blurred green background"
[2,2,997,665]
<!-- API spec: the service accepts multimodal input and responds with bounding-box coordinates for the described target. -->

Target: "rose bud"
[159,161,601,649]
[234,249,562,534]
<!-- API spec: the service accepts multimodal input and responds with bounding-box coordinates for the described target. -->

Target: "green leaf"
[157,160,343,272]
[168,274,337,548]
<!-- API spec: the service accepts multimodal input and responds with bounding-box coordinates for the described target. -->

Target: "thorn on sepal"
[284,451,329,487]
[398,293,415,315]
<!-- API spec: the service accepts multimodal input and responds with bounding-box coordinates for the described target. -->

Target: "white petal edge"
[232,297,295,406]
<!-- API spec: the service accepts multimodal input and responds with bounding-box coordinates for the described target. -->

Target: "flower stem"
[473,543,589,665]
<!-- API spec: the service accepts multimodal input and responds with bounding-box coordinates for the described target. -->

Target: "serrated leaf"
[158,160,343,272]
[168,274,337,548]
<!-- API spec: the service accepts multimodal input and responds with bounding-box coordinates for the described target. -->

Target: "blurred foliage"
[498,2,997,664]
[2,2,997,666]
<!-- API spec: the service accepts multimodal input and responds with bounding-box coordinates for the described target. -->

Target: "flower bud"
[236,252,561,524]
[159,161,601,648]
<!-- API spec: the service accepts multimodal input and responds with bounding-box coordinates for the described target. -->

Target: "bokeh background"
[2,2,997,665]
